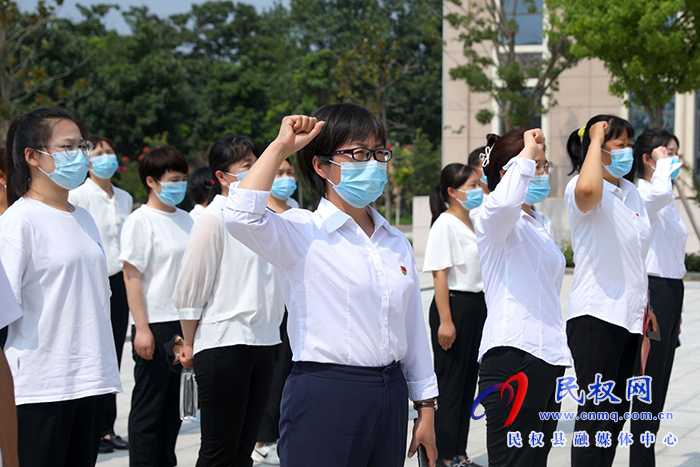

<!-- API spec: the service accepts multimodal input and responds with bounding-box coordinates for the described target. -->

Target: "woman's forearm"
[432,270,452,325]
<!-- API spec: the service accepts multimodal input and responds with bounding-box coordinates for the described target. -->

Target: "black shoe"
[104,434,129,450]
[98,439,114,454]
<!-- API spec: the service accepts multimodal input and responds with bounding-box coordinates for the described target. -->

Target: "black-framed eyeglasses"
[320,147,393,162]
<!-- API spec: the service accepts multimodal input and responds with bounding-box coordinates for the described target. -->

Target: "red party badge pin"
[400,266,407,275]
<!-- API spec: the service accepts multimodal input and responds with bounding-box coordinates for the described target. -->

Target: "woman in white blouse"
[0,108,121,466]
[69,135,133,452]
[119,147,193,466]
[174,135,285,466]
[188,166,214,222]
[225,104,438,467]
[472,129,571,467]
[565,116,657,467]
[424,163,485,467]
[627,128,685,466]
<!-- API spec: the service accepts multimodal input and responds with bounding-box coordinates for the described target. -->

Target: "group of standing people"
[424,116,687,467]
[0,104,689,467]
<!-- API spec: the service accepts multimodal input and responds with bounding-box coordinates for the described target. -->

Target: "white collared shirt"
[224,190,438,401]
[69,178,133,276]
[423,212,483,293]
[565,175,651,334]
[174,195,285,354]
[637,158,688,279]
[119,205,193,323]
[471,157,572,367]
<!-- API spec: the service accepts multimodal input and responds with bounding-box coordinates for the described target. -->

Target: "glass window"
[504,0,543,45]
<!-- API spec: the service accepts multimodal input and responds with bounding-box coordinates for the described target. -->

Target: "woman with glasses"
[120,147,193,467]
[0,108,121,466]
[225,104,438,467]
[472,129,571,467]
[565,116,656,467]
[68,135,133,453]
[425,163,486,467]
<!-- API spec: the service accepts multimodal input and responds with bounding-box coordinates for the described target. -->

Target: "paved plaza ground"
[96,265,700,467]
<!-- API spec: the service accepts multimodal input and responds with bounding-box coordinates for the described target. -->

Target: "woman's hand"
[651,145,670,161]
[134,326,155,360]
[408,408,437,467]
[273,115,325,157]
[438,321,457,351]
[522,129,545,159]
[589,121,608,145]
[180,342,194,369]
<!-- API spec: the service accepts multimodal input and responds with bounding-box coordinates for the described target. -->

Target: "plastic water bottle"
[180,368,200,422]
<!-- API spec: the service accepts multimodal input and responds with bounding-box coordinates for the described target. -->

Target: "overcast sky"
[17,0,289,33]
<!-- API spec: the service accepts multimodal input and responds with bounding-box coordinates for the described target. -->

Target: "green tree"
[547,0,700,128]
[447,0,577,131]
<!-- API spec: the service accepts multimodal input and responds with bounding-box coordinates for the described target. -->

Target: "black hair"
[297,103,387,197]
[5,108,76,205]
[138,146,189,194]
[468,146,486,168]
[630,128,677,181]
[189,166,214,205]
[566,115,634,175]
[207,135,260,199]
[428,163,474,226]
[88,135,116,153]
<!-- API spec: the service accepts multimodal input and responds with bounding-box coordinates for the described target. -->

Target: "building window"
[629,93,675,136]
[504,0,544,45]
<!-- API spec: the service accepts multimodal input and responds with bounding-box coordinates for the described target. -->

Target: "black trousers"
[128,321,182,467]
[279,361,408,467]
[630,276,684,467]
[102,271,130,437]
[479,347,565,467]
[568,315,640,467]
[17,395,107,467]
[429,290,486,460]
[258,311,293,443]
[194,344,275,467]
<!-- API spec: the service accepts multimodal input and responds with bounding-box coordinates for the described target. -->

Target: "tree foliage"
[548,0,700,128]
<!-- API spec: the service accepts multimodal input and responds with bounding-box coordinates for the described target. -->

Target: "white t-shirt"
[120,205,193,323]
[423,212,483,293]
[189,203,205,223]
[174,195,285,354]
[565,176,651,334]
[69,178,133,276]
[0,198,122,405]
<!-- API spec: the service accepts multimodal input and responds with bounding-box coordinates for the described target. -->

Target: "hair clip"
[578,126,586,140]
[480,145,493,168]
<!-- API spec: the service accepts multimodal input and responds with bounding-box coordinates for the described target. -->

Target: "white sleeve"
[224,188,315,270]
[0,217,29,307]
[0,262,21,329]
[474,156,534,244]
[422,218,463,272]
[119,213,153,273]
[400,247,439,401]
[640,157,679,217]
[173,214,224,320]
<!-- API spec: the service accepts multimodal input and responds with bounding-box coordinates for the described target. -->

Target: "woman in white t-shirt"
[0,108,121,466]
[0,262,22,467]
[627,128,686,466]
[564,116,657,467]
[188,166,214,222]
[119,146,193,466]
[68,134,133,452]
[174,135,285,465]
[472,129,571,467]
[424,163,485,467]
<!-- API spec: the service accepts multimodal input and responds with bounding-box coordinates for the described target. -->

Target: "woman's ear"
[146,175,158,192]
[25,147,40,168]
[214,170,228,188]
[499,168,506,179]
[446,187,457,200]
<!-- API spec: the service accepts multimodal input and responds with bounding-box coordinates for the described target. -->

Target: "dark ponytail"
[6,108,75,205]
[207,135,260,200]
[567,115,634,175]
[429,163,473,226]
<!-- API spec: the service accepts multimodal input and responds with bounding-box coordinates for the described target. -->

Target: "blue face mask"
[36,149,90,190]
[458,187,483,211]
[90,153,119,179]
[602,147,634,178]
[156,180,187,206]
[525,174,550,205]
[480,173,488,185]
[328,160,388,209]
[670,156,681,180]
[271,176,297,200]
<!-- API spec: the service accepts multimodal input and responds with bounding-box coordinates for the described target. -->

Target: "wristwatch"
[413,398,438,411]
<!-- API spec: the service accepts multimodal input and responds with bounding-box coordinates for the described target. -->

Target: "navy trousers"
[278,361,409,467]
